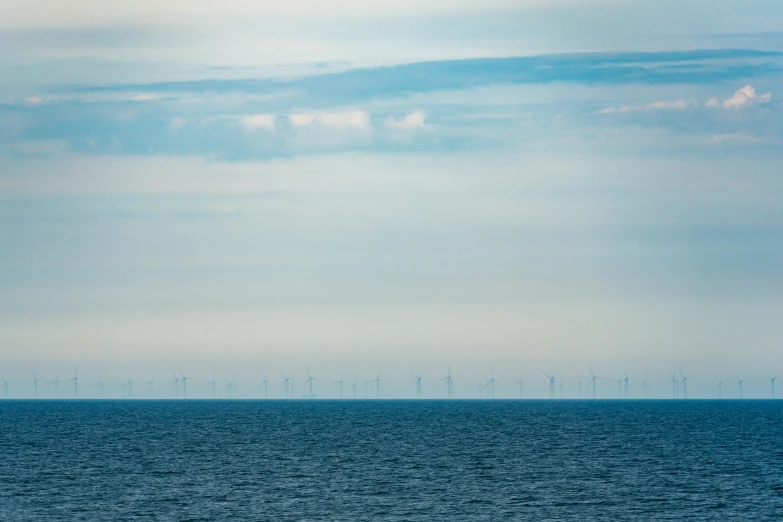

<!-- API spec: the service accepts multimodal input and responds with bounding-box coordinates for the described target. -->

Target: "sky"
[1,1,783,397]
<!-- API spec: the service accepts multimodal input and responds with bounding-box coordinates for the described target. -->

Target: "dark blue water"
[1,400,781,520]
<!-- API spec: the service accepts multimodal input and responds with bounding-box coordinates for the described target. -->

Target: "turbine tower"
[123,372,134,398]
[50,373,60,399]
[439,366,454,399]
[66,365,79,398]
[678,367,690,399]
[587,366,601,399]
[517,373,525,398]
[623,372,629,399]
[411,373,424,398]
[208,373,217,398]
[281,371,292,399]
[764,372,782,398]
[486,369,496,399]
[1,374,9,398]
[95,377,106,398]
[141,377,154,398]
[259,371,268,399]
[303,366,315,398]
[667,372,679,399]
[734,373,744,399]
[368,372,380,398]
[178,367,191,399]
[715,377,723,399]
[334,371,345,399]
[171,371,180,398]
[350,375,358,399]
[32,371,39,399]
[641,374,648,398]
[542,371,557,399]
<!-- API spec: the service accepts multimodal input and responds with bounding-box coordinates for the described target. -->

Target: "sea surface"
[1,400,781,521]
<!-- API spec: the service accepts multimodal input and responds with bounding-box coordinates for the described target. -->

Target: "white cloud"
[598,99,691,114]
[130,93,159,102]
[24,96,52,105]
[711,132,769,144]
[239,114,277,131]
[168,117,187,131]
[385,111,429,130]
[708,85,771,109]
[289,110,371,130]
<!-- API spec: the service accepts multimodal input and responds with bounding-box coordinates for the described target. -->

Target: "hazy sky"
[1,1,783,393]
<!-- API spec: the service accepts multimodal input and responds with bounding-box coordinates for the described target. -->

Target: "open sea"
[1,400,781,521]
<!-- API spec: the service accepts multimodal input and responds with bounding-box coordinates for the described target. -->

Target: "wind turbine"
[667,372,679,399]
[95,377,107,398]
[640,373,648,398]
[334,371,345,399]
[178,367,191,399]
[558,380,564,399]
[171,371,180,398]
[411,373,425,398]
[1,374,9,398]
[438,365,454,399]
[587,366,601,399]
[678,367,690,399]
[259,371,268,399]
[350,374,358,399]
[280,371,292,399]
[576,373,582,399]
[32,371,39,399]
[303,366,315,399]
[542,371,557,399]
[611,376,622,399]
[734,373,744,399]
[123,372,134,398]
[33,372,41,399]
[66,365,79,398]
[623,372,630,399]
[715,377,723,399]
[486,369,496,399]
[764,372,781,398]
[141,377,154,398]
[517,373,525,398]
[208,373,217,398]
[50,373,60,398]
[368,372,381,398]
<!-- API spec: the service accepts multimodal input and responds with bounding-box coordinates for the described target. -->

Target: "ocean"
[1,400,781,520]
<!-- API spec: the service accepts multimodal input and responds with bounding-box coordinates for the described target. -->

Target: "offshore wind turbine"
[641,374,648,398]
[439,365,454,399]
[486,369,496,399]
[678,367,690,399]
[517,373,525,398]
[259,371,268,399]
[542,371,557,399]
[171,371,180,398]
[32,371,39,399]
[576,373,582,399]
[667,372,679,399]
[280,371,293,399]
[411,373,425,398]
[123,372,134,398]
[49,373,60,398]
[303,366,315,398]
[734,373,744,399]
[334,371,345,399]
[368,372,381,398]
[623,372,630,399]
[764,372,781,398]
[350,374,358,399]
[587,366,601,399]
[140,377,154,398]
[95,377,107,398]
[715,377,723,399]
[611,376,622,399]
[1,374,9,398]
[207,373,216,398]
[66,365,79,398]
[178,367,191,399]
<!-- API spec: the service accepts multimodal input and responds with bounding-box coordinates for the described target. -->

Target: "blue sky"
[1,0,783,393]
